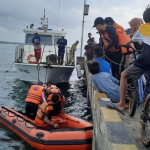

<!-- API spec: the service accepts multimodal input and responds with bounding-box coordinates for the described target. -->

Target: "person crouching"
[34,94,60,128]
[25,81,46,120]
[87,61,120,103]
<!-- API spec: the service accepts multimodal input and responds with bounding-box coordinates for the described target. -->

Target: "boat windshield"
[25,34,52,45]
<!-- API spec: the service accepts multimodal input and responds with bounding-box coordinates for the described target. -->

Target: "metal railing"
[15,43,76,66]
[15,46,24,63]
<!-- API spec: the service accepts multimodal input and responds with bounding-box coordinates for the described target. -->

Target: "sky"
[0,0,149,49]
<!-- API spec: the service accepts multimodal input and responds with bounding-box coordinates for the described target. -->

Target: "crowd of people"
[85,5,150,112]
[26,4,150,128]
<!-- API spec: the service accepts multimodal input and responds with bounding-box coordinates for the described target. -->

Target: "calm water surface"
[0,44,91,150]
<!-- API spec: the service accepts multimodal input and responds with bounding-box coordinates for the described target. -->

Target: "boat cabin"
[15,10,69,65]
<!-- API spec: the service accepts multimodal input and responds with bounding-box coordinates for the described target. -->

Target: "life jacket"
[46,85,65,115]
[114,23,124,32]
[100,32,119,52]
[100,28,134,54]
[25,85,44,105]
[34,101,53,127]
[116,29,134,55]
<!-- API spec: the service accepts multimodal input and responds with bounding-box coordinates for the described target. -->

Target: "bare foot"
[115,103,129,111]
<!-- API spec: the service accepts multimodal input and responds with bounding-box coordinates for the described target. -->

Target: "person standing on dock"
[93,17,125,79]
[104,17,124,32]
[87,33,94,45]
[57,35,67,65]
[32,33,42,63]
[105,17,131,68]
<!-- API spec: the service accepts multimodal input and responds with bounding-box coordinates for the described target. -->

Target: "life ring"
[27,54,37,64]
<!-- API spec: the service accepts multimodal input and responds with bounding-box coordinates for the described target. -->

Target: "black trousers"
[25,102,39,120]
[105,51,125,80]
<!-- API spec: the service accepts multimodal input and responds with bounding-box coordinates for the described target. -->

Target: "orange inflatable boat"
[0,106,93,150]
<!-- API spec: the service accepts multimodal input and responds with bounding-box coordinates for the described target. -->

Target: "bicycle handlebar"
[118,44,142,54]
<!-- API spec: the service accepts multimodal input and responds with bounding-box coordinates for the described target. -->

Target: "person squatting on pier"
[87,61,120,103]
[93,46,111,74]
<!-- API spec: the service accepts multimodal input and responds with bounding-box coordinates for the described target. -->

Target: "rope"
[5,62,15,73]
[45,67,47,83]
[5,56,22,73]
[36,44,46,81]
[104,55,125,67]
[37,63,40,81]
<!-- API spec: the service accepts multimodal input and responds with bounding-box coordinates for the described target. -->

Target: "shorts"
[34,48,41,59]
[125,64,145,79]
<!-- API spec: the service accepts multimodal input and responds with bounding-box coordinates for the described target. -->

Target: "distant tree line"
[0,41,23,45]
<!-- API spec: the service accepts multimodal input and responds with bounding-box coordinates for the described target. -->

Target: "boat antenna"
[44,9,45,19]
[57,0,60,31]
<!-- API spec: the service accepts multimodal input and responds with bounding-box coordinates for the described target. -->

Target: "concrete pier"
[84,57,138,150]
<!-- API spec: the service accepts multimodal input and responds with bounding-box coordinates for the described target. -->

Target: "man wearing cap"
[68,40,79,65]
[105,17,124,32]
[93,17,125,79]
[105,17,130,69]
[57,36,67,65]
[25,81,46,120]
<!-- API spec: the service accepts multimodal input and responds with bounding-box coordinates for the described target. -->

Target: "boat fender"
[76,63,82,79]
[36,132,45,138]
[27,54,37,64]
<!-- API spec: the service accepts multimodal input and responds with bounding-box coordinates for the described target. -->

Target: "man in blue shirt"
[93,46,111,74]
[57,35,67,65]
[32,33,42,63]
[87,61,119,103]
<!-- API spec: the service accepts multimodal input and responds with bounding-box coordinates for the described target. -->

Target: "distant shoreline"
[0,41,23,45]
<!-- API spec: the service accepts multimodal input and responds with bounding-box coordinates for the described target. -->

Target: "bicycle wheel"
[140,94,150,147]
[128,84,138,117]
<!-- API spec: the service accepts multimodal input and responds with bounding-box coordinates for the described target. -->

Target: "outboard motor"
[46,54,57,66]
[76,63,82,79]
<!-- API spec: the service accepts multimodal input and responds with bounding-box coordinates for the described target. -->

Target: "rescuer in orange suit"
[25,81,47,120]
[34,94,60,128]
[46,82,66,115]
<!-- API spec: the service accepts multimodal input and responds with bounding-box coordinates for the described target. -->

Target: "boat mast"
[57,0,60,31]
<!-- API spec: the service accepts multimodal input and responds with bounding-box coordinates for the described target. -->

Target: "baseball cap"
[93,17,105,27]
